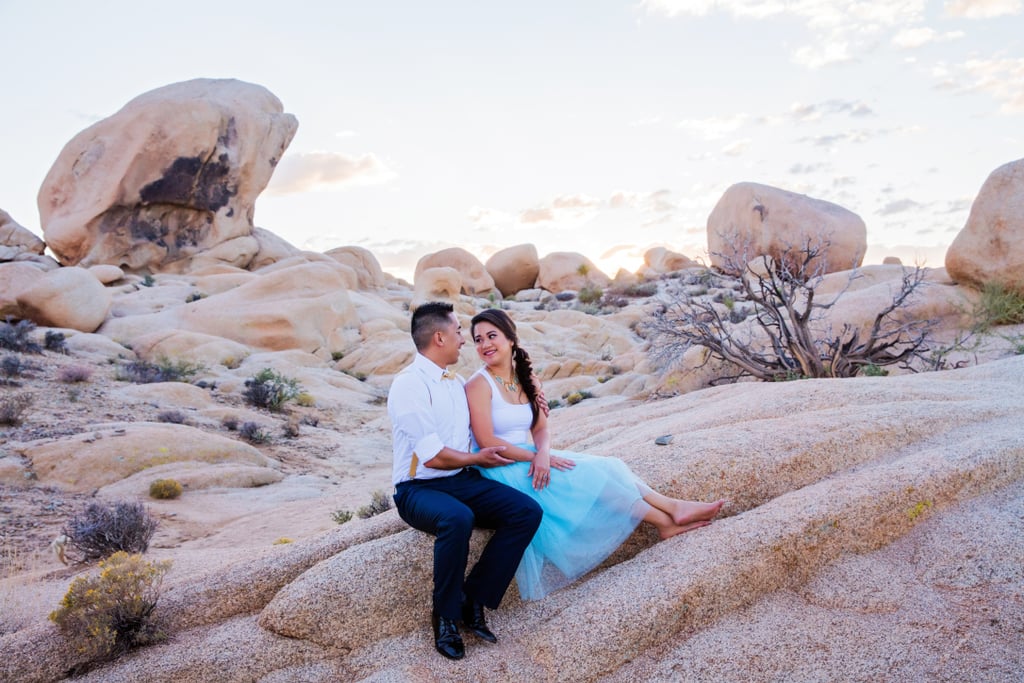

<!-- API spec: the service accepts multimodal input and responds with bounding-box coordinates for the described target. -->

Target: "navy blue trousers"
[394,468,542,619]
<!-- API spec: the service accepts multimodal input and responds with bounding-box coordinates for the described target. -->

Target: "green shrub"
[295,392,316,407]
[63,501,158,563]
[243,368,302,411]
[564,390,594,406]
[577,286,603,305]
[331,509,353,525]
[149,479,183,500]
[977,282,1024,330]
[49,552,170,667]
[862,363,889,377]
[141,275,156,287]
[356,490,393,519]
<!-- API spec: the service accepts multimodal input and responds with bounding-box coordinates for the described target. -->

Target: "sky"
[1,1,1022,282]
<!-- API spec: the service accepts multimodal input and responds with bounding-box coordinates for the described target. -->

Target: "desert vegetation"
[49,552,170,672]
[645,241,938,382]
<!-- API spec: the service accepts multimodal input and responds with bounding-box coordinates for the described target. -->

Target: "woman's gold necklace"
[488,368,519,393]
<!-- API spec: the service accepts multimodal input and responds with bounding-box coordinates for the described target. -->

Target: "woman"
[465,308,725,600]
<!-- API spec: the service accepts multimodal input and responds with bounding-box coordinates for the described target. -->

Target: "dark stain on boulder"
[140,154,237,212]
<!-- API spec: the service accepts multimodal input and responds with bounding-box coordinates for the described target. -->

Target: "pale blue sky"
[2,0,1021,280]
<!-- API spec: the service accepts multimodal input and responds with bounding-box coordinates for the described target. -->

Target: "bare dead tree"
[645,239,938,383]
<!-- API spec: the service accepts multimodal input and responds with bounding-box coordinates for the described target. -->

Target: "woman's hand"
[528,451,552,490]
[550,454,576,471]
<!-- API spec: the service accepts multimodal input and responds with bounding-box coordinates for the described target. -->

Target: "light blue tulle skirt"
[476,446,651,601]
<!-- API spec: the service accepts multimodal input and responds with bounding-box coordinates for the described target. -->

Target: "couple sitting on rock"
[387,302,726,660]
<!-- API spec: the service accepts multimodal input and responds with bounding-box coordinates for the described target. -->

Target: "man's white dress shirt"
[388,353,471,486]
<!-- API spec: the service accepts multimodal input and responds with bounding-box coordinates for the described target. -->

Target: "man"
[388,302,543,660]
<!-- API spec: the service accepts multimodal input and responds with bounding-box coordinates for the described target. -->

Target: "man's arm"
[390,371,513,472]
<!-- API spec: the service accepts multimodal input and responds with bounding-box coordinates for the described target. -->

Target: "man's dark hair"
[411,302,455,351]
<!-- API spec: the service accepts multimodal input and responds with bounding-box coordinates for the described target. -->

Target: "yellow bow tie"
[441,369,456,380]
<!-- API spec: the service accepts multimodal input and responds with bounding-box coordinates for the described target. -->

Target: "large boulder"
[15,266,111,332]
[415,247,494,296]
[946,158,1024,295]
[536,251,611,293]
[324,245,386,289]
[639,246,697,278]
[38,78,297,273]
[707,182,866,276]
[0,262,46,319]
[486,243,540,296]
[0,209,45,259]
[411,266,462,309]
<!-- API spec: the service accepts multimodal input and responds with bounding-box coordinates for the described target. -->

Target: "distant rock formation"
[414,247,495,296]
[639,246,697,278]
[486,243,540,296]
[38,78,297,274]
[536,251,611,293]
[0,209,46,261]
[707,182,866,276]
[946,157,1024,295]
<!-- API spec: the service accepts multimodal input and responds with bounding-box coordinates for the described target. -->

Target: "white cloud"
[676,113,749,140]
[518,193,602,227]
[467,206,515,228]
[944,0,1023,18]
[789,99,875,122]
[642,0,927,68]
[266,151,396,195]
[878,198,923,215]
[937,57,1024,112]
[891,27,964,49]
[721,138,751,156]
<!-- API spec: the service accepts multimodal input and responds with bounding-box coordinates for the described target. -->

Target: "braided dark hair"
[471,308,540,428]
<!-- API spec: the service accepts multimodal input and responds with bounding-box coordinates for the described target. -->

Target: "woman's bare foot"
[669,499,726,527]
[658,519,711,540]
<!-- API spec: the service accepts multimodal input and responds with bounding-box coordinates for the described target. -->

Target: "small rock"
[655,435,674,446]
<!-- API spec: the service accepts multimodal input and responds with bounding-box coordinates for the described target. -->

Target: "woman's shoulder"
[465,370,492,394]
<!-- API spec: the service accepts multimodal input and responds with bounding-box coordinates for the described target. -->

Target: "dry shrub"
[59,365,93,383]
[356,490,393,519]
[63,501,158,563]
[148,479,183,500]
[0,393,32,425]
[49,552,171,669]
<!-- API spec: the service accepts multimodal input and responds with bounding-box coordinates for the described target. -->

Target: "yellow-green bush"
[148,479,183,500]
[49,552,171,664]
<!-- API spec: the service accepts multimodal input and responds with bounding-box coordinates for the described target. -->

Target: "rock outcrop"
[536,251,611,293]
[639,246,697,278]
[946,157,1024,295]
[38,78,297,273]
[707,182,866,276]
[415,247,495,296]
[0,209,46,260]
[15,266,112,332]
[486,243,540,296]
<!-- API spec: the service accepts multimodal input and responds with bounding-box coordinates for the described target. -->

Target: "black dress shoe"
[461,598,498,643]
[431,610,465,660]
